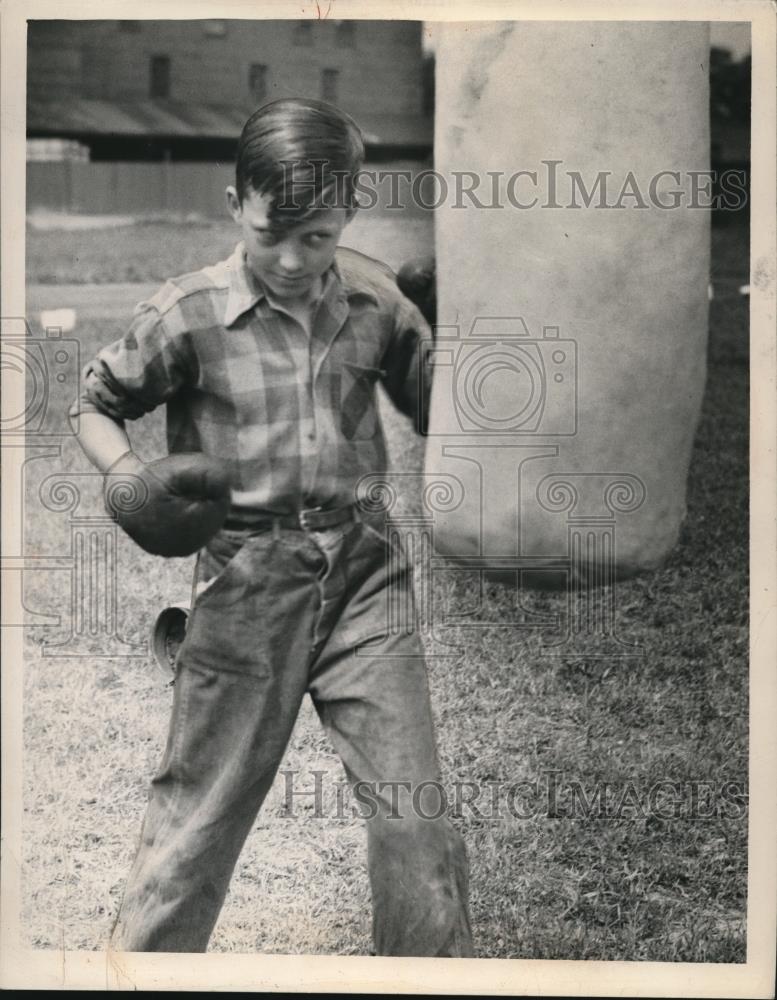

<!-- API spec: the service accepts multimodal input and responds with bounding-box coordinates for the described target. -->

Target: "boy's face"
[226,186,353,303]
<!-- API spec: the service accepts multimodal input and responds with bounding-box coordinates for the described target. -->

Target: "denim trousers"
[110,515,473,955]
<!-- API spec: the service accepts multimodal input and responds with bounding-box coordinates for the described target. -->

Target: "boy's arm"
[69,299,194,469]
[72,410,133,473]
[68,303,230,557]
[380,293,434,435]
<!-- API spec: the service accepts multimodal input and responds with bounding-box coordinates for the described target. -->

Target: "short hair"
[235,98,365,228]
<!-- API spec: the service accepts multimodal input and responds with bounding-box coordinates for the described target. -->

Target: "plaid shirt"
[72,243,432,514]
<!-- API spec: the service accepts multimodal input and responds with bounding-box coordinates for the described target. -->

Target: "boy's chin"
[263,274,320,300]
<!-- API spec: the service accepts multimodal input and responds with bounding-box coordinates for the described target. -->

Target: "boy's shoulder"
[334,246,403,309]
[137,248,239,325]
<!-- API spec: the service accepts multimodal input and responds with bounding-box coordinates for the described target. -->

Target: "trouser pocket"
[181,530,275,677]
[339,520,416,648]
[193,529,256,605]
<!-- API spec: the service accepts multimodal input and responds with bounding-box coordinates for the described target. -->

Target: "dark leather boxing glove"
[396,255,436,327]
[103,451,232,557]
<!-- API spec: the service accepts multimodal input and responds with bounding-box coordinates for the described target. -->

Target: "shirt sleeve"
[69,300,194,424]
[380,292,434,435]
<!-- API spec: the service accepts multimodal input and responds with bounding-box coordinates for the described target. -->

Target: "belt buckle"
[299,505,323,530]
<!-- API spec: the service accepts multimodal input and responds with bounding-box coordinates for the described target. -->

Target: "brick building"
[27,19,432,160]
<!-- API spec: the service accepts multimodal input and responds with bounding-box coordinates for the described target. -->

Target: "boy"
[70,99,473,956]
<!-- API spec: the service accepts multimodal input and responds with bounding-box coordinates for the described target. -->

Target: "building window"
[336,21,355,47]
[293,21,313,46]
[321,68,339,103]
[202,20,227,37]
[249,63,267,103]
[118,21,141,33]
[150,55,171,98]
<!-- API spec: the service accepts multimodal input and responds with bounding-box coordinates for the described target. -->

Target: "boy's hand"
[103,451,232,558]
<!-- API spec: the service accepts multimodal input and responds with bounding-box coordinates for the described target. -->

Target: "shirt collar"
[223,242,379,328]
[223,242,265,327]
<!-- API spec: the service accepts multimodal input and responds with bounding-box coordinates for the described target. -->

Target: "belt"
[223,504,359,533]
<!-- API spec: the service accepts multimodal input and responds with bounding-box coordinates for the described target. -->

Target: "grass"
[21,216,748,960]
[26,212,434,284]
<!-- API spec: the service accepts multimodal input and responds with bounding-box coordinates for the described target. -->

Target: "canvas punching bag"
[424,21,710,586]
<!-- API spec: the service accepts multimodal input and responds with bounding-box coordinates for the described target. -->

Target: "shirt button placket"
[302,346,319,499]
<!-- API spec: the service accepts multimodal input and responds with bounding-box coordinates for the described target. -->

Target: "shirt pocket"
[340,362,386,441]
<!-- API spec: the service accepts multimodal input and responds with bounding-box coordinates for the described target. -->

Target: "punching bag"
[424,21,710,585]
